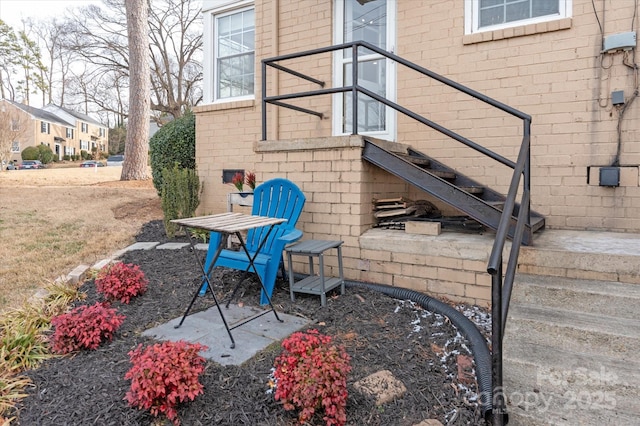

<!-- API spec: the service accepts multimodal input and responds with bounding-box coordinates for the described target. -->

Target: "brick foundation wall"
[253,136,493,305]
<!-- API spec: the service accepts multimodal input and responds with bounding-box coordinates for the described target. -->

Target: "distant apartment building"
[1,99,109,162]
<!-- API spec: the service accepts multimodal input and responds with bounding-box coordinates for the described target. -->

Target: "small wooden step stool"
[285,240,345,306]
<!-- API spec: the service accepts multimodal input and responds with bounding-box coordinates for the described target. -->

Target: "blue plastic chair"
[200,178,306,304]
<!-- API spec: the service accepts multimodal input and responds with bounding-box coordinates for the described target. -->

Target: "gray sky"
[0,0,98,29]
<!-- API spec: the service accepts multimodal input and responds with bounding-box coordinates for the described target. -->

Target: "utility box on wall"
[603,31,637,52]
[588,166,638,187]
[599,167,620,187]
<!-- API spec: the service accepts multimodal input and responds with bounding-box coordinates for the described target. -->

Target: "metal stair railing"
[262,40,532,425]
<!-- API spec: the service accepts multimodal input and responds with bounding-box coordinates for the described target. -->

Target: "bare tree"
[148,0,202,119]
[121,0,150,180]
[30,17,75,106]
[61,0,202,123]
[0,104,28,172]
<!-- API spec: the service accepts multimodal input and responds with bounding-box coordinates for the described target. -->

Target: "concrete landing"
[142,304,311,366]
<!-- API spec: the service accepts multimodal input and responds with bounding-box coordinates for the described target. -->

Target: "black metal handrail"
[262,41,532,425]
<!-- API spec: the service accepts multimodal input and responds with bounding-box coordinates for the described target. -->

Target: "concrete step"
[512,274,640,320]
[505,369,640,426]
[503,273,640,424]
[504,340,640,393]
[506,304,640,362]
[503,343,640,425]
[519,230,640,285]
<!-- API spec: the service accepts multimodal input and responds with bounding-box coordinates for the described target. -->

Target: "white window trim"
[332,0,397,141]
[11,141,20,152]
[203,0,255,104]
[464,0,571,35]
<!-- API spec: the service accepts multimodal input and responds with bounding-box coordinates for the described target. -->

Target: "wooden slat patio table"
[171,213,286,348]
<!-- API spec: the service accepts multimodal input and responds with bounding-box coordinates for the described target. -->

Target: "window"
[99,128,106,137]
[333,0,397,140]
[214,6,255,101]
[81,122,89,133]
[11,141,19,152]
[40,121,50,134]
[66,128,74,139]
[11,119,20,131]
[80,140,89,150]
[466,0,569,34]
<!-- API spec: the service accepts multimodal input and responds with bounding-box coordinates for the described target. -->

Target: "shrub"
[124,341,207,425]
[95,263,148,304]
[50,302,125,354]
[161,164,201,238]
[37,145,54,164]
[150,110,196,195]
[62,155,70,161]
[273,329,351,426]
[21,146,39,161]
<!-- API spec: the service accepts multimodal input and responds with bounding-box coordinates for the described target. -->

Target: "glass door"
[334,0,396,140]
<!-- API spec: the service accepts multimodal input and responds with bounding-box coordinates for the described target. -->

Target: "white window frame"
[40,121,50,134]
[203,0,255,104]
[465,0,571,35]
[66,128,74,139]
[332,0,397,141]
[11,141,20,152]
[81,122,89,133]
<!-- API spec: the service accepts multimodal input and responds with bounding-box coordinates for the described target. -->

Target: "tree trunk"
[121,0,150,180]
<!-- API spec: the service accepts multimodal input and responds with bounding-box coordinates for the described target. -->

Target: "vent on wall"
[222,169,244,184]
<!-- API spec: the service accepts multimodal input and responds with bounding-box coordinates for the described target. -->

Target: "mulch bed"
[15,221,489,425]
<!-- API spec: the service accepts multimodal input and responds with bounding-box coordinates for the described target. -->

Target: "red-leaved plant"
[231,172,244,191]
[124,341,207,425]
[273,329,351,426]
[95,262,148,304]
[245,171,256,190]
[50,302,125,354]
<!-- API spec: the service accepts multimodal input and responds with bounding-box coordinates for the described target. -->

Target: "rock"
[413,419,444,426]
[353,369,407,405]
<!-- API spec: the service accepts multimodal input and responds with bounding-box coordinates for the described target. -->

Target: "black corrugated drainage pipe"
[290,274,493,420]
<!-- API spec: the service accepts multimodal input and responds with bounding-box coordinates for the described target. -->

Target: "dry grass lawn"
[0,166,163,313]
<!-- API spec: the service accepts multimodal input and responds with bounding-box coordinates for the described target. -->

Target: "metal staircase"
[261,40,545,424]
[361,139,545,245]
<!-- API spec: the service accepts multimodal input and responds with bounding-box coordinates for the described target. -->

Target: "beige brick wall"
[254,136,494,305]
[195,1,640,304]
[396,1,640,232]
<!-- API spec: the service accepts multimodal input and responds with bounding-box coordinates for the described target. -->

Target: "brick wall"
[254,136,493,305]
[396,1,640,232]
[195,1,640,305]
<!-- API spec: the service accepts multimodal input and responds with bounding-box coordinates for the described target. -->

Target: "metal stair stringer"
[362,139,544,245]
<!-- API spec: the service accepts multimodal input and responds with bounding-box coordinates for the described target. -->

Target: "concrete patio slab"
[142,304,311,366]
